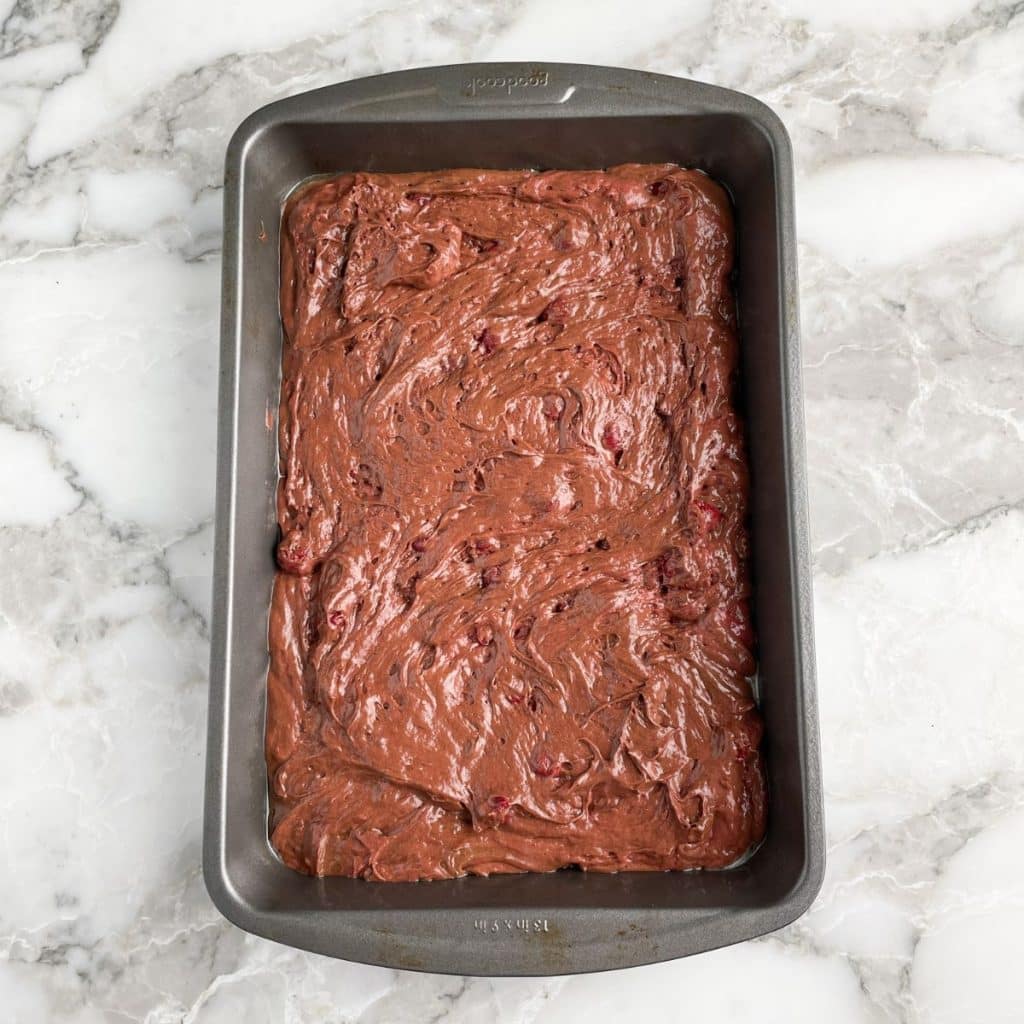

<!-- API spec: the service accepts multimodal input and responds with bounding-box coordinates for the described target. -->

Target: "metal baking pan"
[204,62,823,976]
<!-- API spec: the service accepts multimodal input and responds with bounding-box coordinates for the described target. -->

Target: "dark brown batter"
[268,164,765,880]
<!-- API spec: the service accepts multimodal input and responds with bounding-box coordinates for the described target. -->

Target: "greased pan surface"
[204,62,823,975]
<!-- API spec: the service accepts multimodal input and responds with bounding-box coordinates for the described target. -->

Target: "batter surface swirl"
[268,164,766,880]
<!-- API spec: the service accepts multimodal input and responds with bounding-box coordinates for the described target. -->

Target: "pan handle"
[430,62,727,114]
[283,63,743,121]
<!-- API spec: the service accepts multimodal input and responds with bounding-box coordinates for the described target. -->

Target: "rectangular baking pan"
[204,62,824,976]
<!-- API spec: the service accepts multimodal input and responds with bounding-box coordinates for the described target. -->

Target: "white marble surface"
[1,0,1022,1020]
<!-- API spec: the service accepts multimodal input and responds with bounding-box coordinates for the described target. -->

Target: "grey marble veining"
[1,1,1022,1021]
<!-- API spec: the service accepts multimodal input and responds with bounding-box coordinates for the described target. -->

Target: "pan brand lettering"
[473,918,551,934]
[463,72,549,97]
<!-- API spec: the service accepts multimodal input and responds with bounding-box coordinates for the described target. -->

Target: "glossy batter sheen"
[269,164,766,880]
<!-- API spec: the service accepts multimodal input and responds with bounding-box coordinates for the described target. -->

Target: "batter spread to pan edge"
[268,164,766,880]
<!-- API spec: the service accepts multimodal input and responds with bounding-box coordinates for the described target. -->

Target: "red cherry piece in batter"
[693,499,723,531]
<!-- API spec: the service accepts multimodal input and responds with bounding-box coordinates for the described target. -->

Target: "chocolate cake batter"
[268,164,765,880]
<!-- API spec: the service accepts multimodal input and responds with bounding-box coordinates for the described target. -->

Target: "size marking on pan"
[473,918,551,934]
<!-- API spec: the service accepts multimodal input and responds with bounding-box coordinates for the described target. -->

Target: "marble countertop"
[1,0,1022,1021]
